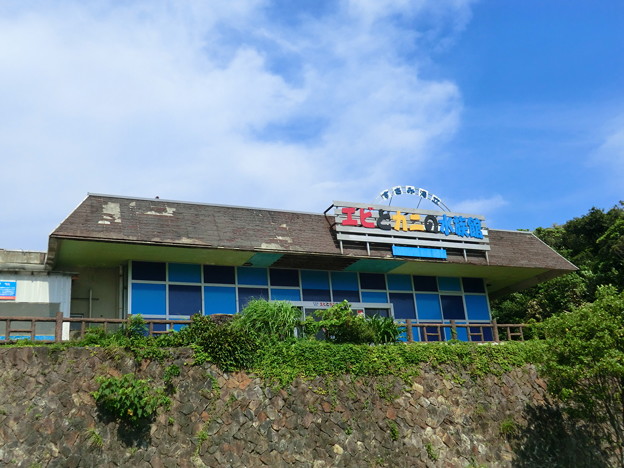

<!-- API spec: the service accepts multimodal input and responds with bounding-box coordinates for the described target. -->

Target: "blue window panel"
[132,261,166,282]
[438,277,462,292]
[203,265,235,285]
[389,293,416,319]
[423,326,443,342]
[204,286,236,315]
[151,323,167,333]
[330,272,359,291]
[462,277,486,293]
[301,270,329,290]
[238,287,269,310]
[441,295,466,320]
[413,276,438,292]
[332,290,360,303]
[465,295,490,321]
[387,274,412,291]
[302,289,331,301]
[361,291,388,303]
[168,263,201,283]
[470,326,494,342]
[444,324,469,341]
[131,283,166,316]
[416,294,442,320]
[359,273,386,290]
[169,285,202,316]
[270,288,301,301]
[392,245,447,259]
[269,269,300,287]
[237,267,268,286]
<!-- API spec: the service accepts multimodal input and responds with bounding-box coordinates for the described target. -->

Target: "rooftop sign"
[331,201,489,258]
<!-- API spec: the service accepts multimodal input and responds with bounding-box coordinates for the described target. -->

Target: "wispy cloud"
[0,0,472,249]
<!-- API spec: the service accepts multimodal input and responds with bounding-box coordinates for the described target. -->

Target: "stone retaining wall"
[0,347,612,467]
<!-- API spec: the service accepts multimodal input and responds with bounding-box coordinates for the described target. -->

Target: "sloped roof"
[48,194,576,296]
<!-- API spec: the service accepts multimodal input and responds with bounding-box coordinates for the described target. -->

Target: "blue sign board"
[0,281,17,300]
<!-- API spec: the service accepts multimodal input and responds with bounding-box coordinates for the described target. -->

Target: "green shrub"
[193,322,261,372]
[92,373,170,425]
[367,314,402,344]
[233,299,302,341]
[156,313,218,347]
[305,301,375,344]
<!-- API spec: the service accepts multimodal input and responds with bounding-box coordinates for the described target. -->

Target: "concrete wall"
[70,267,121,319]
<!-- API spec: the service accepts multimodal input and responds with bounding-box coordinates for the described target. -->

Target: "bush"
[156,313,218,347]
[233,299,302,341]
[193,322,262,372]
[538,285,624,464]
[92,373,170,426]
[368,314,402,344]
[306,301,375,344]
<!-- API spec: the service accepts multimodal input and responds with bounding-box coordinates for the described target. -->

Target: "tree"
[538,286,624,465]
[492,202,624,323]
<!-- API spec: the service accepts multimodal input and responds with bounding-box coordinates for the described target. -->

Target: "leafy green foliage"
[305,301,375,344]
[256,339,538,387]
[537,286,624,463]
[366,314,402,344]
[191,321,261,372]
[232,299,302,341]
[92,373,170,426]
[493,202,624,323]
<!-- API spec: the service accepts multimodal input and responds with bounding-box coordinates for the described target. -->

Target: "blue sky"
[0,0,622,251]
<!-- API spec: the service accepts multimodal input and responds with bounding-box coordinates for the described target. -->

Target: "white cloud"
[0,0,472,250]
[453,195,508,217]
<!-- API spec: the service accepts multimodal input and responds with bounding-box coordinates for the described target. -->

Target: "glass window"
[204,286,236,315]
[168,263,201,283]
[415,294,442,321]
[332,290,360,303]
[387,275,412,291]
[462,277,486,293]
[389,293,416,319]
[440,295,466,320]
[237,267,268,286]
[270,288,301,301]
[269,269,300,287]
[238,287,269,310]
[132,261,166,282]
[330,272,359,290]
[361,291,388,303]
[302,289,331,302]
[412,276,437,292]
[438,277,462,292]
[169,285,202,316]
[301,270,330,290]
[203,265,235,285]
[359,273,386,290]
[465,295,490,321]
[131,283,166,315]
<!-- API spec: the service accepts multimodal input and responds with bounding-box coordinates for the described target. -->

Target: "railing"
[0,313,530,344]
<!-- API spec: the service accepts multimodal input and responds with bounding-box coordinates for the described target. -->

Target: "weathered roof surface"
[49,194,576,295]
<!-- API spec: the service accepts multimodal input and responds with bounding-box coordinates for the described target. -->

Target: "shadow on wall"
[512,403,611,468]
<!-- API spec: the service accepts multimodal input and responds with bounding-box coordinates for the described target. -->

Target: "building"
[1,192,576,340]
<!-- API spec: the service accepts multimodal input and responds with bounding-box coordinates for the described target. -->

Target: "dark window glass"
[412,276,438,292]
[440,295,466,320]
[203,265,235,284]
[332,289,360,303]
[238,287,269,310]
[423,326,443,342]
[269,268,300,287]
[359,273,386,290]
[389,293,416,319]
[302,289,331,302]
[132,261,166,281]
[462,277,486,293]
[365,308,390,318]
[169,285,202,316]
[470,326,494,342]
